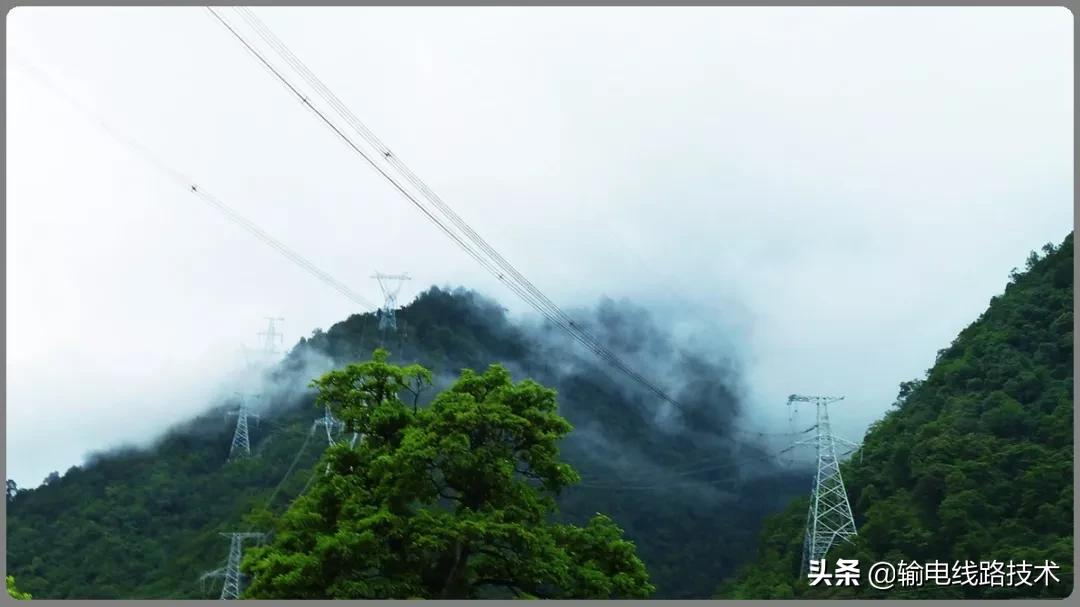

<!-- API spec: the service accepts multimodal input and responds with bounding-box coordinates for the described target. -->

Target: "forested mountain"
[717,233,1074,599]
[10,234,1071,600]
[7,287,806,599]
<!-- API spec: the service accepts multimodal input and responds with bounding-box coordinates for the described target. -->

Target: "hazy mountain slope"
[717,233,1074,599]
[8,286,805,599]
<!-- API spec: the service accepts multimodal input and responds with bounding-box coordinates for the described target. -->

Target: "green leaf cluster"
[7,576,31,600]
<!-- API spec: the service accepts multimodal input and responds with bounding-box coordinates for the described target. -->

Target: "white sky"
[6,6,1073,486]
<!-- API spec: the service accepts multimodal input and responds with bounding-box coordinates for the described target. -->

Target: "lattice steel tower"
[201,532,266,599]
[371,272,410,333]
[781,394,860,573]
[259,317,284,354]
[226,393,261,460]
[313,405,346,473]
[313,406,344,445]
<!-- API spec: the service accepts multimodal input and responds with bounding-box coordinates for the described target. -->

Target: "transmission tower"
[258,317,285,354]
[371,272,410,334]
[312,405,346,473]
[226,393,262,460]
[780,394,860,573]
[201,532,266,599]
[313,406,344,446]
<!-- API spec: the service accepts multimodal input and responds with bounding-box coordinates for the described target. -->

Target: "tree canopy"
[242,350,654,599]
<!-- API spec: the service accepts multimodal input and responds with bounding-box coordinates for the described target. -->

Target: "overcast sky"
[6,7,1072,486]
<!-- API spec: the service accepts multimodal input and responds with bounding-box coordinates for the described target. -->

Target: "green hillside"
[718,232,1074,599]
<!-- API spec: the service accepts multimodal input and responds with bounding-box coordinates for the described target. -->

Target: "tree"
[6,480,17,503]
[243,349,654,599]
[7,576,31,600]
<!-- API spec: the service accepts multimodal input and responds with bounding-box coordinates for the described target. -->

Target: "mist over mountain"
[7,287,806,599]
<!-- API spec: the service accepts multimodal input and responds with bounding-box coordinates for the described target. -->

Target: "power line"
[13,47,723,513]
[207,8,689,411]
[575,476,741,492]
[574,452,784,492]
[16,31,780,473]
[582,458,749,483]
[250,14,674,408]
[576,444,786,488]
[733,424,818,438]
[260,422,317,510]
[12,44,706,490]
[578,462,738,487]
[230,6,623,356]
[294,462,322,500]
[207,6,589,358]
[9,50,380,314]
[229,7,594,331]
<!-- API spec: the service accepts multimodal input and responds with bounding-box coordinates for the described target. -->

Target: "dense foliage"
[244,350,653,599]
[6,401,323,598]
[8,287,802,598]
[718,233,1074,599]
[7,576,31,600]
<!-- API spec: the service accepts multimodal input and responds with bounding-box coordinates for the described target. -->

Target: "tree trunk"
[439,542,471,598]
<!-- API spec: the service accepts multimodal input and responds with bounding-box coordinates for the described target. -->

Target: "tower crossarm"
[833,436,861,450]
[257,317,285,354]
[227,409,261,421]
[832,436,863,461]
[372,271,411,333]
[372,272,411,297]
[778,435,820,454]
[787,394,845,406]
[313,406,344,445]
[227,393,262,421]
[220,532,266,541]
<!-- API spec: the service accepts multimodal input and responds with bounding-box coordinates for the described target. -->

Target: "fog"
[6,6,1072,486]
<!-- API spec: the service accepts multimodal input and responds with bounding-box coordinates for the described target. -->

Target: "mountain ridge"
[8,286,803,599]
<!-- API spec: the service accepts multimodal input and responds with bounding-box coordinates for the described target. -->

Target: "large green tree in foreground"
[243,350,653,599]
